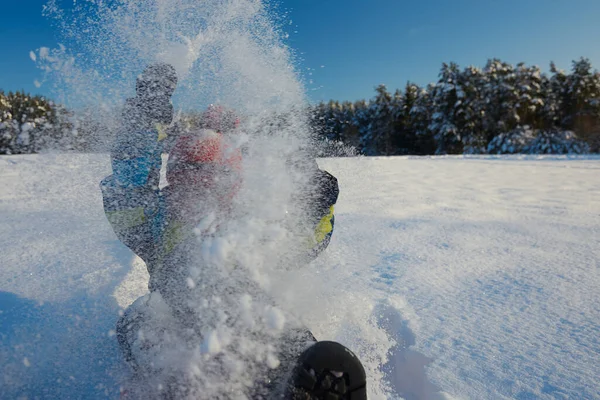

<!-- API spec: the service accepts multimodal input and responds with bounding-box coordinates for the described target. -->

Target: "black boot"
[287,341,367,400]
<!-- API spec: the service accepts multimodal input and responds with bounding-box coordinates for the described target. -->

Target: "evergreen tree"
[389,88,409,155]
[339,101,358,146]
[351,99,371,153]
[526,129,590,154]
[374,84,394,155]
[540,63,564,130]
[565,58,600,150]
[307,102,328,140]
[429,62,464,154]
[458,65,487,153]
[360,85,393,155]
[409,83,436,154]
[0,91,13,154]
[482,59,520,140]
[326,100,344,142]
[514,63,545,129]
[487,126,535,154]
[401,83,419,136]
[0,90,63,154]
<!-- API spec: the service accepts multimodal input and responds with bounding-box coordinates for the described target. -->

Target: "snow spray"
[32,0,411,398]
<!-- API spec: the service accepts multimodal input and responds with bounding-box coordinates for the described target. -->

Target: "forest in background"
[2,58,600,155]
[310,58,600,155]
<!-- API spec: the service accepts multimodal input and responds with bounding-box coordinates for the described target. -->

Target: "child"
[101,63,366,399]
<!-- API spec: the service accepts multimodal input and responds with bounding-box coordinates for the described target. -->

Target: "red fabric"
[167,131,242,195]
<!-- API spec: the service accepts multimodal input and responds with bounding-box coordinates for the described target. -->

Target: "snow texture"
[1,154,600,399]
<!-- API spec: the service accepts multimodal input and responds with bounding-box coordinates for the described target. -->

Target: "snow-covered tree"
[306,58,600,155]
[525,130,590,154]
[429,62,464,154]
[487,126,535,154]
[361,84,393,155]
[481,59,520,140]
[540,63,566,130]
[565,59,600,125]
[0,91,64,154]
[408,83,435,154]
[458,66,487,153]
[514,63,545,129]
[337,101,358,148]
[327,100,345,142]
[389,88,409,155]
[351,99,371,154]
[564,58,600,151]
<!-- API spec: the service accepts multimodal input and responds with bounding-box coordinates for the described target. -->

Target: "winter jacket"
[100,99,339,315]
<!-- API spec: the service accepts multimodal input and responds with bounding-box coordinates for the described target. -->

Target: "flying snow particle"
[200,330,222,355]
[266,352,280,369]
[239,294,256,327]
[240,293,253,310]
[29,51,37,62]
[189,267,201,279]
[186,277,196,289]
[194,212,216,235]
[23,357,31,367]
[265,306,285,332]
[205,237,232,265]
[39,47,50,60]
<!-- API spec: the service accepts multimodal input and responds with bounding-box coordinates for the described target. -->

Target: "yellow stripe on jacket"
[163,221,192,255]
[314,205,334,244]
[106,207,146,229]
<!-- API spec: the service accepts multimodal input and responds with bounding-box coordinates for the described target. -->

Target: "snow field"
[312,156,600,399]
[1,154,599,399]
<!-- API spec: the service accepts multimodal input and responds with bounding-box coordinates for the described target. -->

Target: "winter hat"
[136,63,178,99]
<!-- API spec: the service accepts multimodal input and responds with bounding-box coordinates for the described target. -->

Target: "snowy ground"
[1,154,599,399]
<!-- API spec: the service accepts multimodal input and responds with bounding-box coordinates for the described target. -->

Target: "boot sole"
[288,341,367,400]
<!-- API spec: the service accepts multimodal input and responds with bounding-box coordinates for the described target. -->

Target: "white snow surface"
[1,154,599,399]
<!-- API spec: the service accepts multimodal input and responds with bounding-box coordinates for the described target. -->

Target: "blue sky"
[2,0,600,103]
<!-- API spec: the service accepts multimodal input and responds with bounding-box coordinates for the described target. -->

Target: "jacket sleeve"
[100,98,168,267]
[305,168,339,260]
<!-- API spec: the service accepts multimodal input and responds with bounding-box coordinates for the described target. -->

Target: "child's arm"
[100,98,171,268]
[305,167,340,261]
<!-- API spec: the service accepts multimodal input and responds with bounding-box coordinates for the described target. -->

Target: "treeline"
[0,90,112,154]
[1,90,70,154]
[4,58,600,156]
[309,58,600,155]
